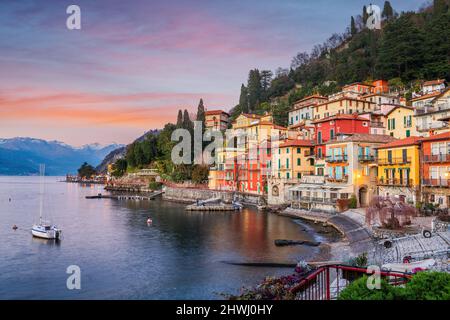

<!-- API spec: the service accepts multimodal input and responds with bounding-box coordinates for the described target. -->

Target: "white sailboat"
[31,164,62,240]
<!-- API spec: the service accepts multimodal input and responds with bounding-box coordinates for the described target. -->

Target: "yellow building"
[386,106,417,138]
[314,97,377,120]
[375,136,422,204]
[272,139,315,180]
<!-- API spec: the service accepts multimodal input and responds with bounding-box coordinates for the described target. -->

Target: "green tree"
[362,5,369,25]
[382,1,395,20]
[77,162,96,178]
[350,16,357,36]
[247,69,263,111]
[238,84,249,113]
[196,98,206,125]
[112,159,127,177]
[176,110,183,127]
[376,13,425,81]
[191,165,209,184]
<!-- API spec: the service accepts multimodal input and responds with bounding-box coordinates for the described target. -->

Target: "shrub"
[338,276,400,300]
[349,194,357,209]
[339,272,450,300]
[148,182,162,190]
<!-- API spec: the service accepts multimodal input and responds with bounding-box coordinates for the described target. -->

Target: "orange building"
[205,110,230,131]
[420,132,450,207]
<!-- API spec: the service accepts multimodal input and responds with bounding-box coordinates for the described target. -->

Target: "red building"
[420,132,450,207]
[312,114,370,159]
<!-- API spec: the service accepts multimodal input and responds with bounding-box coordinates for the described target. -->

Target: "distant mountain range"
[0,137,124,176]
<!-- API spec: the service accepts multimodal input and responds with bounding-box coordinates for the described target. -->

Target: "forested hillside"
[229,0,450,126]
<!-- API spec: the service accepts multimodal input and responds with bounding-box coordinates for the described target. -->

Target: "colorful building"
[288,95,328,127]
[325,133,395,207]
[415,88,450,136]
[205,110,230,131]
[267,139,314,205]
[314,97,377,120]
[420,132,450,207]
[375,137,422,204]
[422,79,446,95]
[312,114,370,176]
[385,105,417,138]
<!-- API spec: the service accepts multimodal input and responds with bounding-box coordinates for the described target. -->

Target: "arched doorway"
[359,186,368,207]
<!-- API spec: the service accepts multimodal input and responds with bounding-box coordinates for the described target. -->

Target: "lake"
[0,176,336,299]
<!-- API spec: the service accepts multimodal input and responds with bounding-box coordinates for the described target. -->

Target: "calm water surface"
[0,176,335,299]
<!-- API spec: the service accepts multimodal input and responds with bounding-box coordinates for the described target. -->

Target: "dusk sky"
[0,0,426,146]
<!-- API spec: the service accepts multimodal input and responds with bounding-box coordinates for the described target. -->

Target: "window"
[297,158,301,166]
[388,150,392,163]
[286,172,290,179]
[297,147,301,154]
[317,132,322,144]
[406,130,410,137]
[278,159,281,169]
[402,149,407,163]
[297,172,301,179]
[330,129,335,140]
[286,158,289,169]
[286,148,290,154]
[318,148,322,158]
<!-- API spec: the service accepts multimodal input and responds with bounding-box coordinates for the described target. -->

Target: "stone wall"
[163,186,234,203]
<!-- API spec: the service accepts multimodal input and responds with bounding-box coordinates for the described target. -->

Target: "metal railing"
[422,178,450,187]
[377,178,413,186]
[377,157,411,165]
[291,265,411,300]
[423,154,450,163]
[358,155,375,162]
[370,121,384,128]
[325,175,349,183]
[325,155,348,163]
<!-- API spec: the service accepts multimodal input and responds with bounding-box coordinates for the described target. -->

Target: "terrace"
[377,178,413,187]
[422,178,450,187]
[325,155,348,163]
[377,157,411,165]
[423,154,450,163]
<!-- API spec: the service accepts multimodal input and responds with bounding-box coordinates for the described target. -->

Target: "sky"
[0,0,426,146]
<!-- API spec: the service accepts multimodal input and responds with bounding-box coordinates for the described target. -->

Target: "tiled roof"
[327,133,395,144]
[423,79,445,86]
[280,139,314,148]
[411,92,441,102]
[375,136,422,149]
[312,114,368,124]
[205,110,229,116]
[385,105,415,116]
[419,131,450,142]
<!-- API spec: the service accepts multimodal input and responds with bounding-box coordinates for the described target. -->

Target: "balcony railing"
[377,157,411,165]
[325,175,349,183]
[423,154,450,163]
[377,178,413,187]
[370,121,384,128]
[417,122,448,132]
[358,155,375,162]
[294,197,337,205]
[325,155,348,163]
[422,178,450,187]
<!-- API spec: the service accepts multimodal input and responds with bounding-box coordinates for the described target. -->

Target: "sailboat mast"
[39,164,45,224]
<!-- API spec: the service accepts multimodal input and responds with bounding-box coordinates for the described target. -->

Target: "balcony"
[417,122,448,132]
[325,175,349,183]
[422,178,450,187]
[325,155,348,163]
[377,157,411,165]
[377,178,413,187]
[295,197,337,205]
[358,155,375,162]
[370,121,384,128]
[423,154,450,163]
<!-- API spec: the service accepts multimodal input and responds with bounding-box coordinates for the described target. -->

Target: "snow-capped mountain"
[0,137,124,175]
